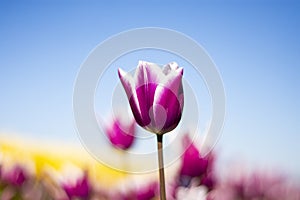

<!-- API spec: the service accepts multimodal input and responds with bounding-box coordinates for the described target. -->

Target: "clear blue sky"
[0,1,299,177]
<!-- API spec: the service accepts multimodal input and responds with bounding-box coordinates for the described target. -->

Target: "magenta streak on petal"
[131,83,158,127]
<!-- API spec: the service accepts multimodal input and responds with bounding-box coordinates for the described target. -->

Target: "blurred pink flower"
[118,61,184,134]
[1,165,26,186]
[136,182,158,200]
[105,117,135,150]
[177,135,216,192]
[62,172,90,199]
[180,135,208,178]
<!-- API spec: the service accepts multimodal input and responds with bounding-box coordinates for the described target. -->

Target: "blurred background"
[0,0,299,199]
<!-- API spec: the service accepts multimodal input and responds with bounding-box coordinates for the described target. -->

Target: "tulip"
[118,60,184,135]
[180,135,208,178]
[62,171,90,199]
[178,135,216,192]
[1,165,26,186]
[118,61,184,200]
[105,117,135,150]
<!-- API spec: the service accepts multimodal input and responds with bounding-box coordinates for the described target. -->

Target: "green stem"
[157,134,166,200]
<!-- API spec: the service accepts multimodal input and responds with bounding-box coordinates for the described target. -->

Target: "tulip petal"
[152,85,182,133]
[135,61,162,87]
[162,67,183,96]
[163,62,183,75]
[133,61,163,128]
[118,68,135,98]
[118,68,143,126]
[134,83,157,127]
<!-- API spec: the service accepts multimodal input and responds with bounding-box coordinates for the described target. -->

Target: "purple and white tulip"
[118,61,184,135]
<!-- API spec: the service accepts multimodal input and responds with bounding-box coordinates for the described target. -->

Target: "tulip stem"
[157,134,167,200]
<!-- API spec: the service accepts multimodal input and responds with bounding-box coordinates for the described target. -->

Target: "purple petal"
[133,83,157,127]
[154,63,184,133]
[152,85,183,133]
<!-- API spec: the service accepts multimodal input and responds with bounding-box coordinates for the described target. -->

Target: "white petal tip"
[177,67,183,75]
[169,62,179,70]
[118,68,127,78]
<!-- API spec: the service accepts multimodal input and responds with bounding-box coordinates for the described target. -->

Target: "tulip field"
[1,134,299,200]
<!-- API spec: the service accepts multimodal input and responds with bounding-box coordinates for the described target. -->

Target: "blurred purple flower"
[62,172,90,199]
[180,135,208,178]
[136,182,158,200]
[105,117,135,150]
[1,165,26,186]
[177,135,217,192]
[118,61,184,134]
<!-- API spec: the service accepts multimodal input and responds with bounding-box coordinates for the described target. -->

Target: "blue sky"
[0,1,299,177]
